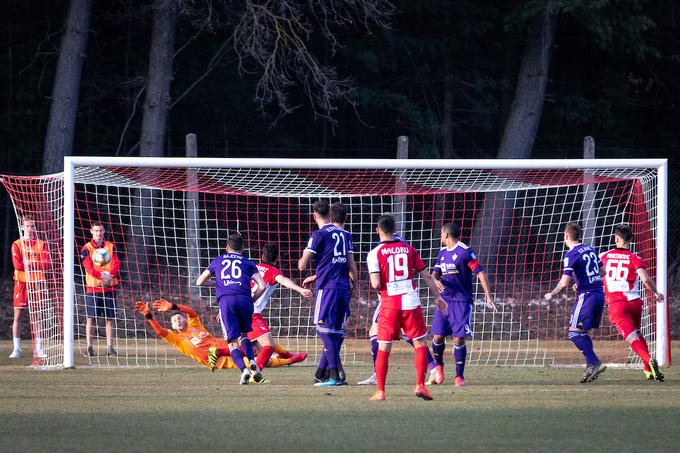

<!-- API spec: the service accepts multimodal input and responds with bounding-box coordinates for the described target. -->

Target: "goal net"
[0,158,669,369]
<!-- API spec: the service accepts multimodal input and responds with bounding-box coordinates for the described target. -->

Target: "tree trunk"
[471,5,559,285]
[42,0,92,174]
[497,5,558,158]
[139,0,177,157]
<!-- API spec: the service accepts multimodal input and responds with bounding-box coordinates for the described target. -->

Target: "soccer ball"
[91,248,111,266]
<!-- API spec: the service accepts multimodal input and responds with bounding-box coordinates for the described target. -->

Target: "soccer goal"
[0,157,669,369]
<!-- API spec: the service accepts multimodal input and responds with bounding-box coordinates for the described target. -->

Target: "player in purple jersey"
[197,234,267,384]
[298,200,357,386]
[544,222,607,383]
[430,222,496,387]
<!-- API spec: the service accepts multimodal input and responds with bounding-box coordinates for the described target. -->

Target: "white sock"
[13,337,21,351]
[35,337,43,351]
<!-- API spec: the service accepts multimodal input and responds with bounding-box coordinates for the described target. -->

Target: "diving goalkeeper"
[134,299,299,370]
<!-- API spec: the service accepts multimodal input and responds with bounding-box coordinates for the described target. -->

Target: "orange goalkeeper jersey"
[162,316,232,368]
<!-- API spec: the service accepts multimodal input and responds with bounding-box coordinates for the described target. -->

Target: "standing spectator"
[9,217,49,359]
[80,222,120,357]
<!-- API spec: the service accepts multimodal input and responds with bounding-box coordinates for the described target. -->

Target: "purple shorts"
[218,294,254,341]
[570,290,604,331]
[314,288,350,333]
[431,300,472,338]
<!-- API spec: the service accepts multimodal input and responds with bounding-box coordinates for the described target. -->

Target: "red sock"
[631,338,651,369]
[415,346,428,386]
[375,349,390,391]
[215,347,230,357]
[256,345,275,369]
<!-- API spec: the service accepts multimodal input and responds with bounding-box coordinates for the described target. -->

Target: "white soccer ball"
[92,248,111,266]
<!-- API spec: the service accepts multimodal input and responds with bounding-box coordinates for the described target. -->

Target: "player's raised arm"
[152,298,199,318]
[274,274,312,299]
[196,269,212,286]
[134,301,168,337]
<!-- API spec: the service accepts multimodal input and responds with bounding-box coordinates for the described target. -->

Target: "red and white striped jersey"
[251,262,283,314]
[366,240,426,310]
[599,248,645,304]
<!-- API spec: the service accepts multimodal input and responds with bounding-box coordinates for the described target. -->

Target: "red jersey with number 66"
[599,248,645,304]
[366,240,426,310]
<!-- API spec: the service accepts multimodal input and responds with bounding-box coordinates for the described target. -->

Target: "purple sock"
[426,347,436,371]
[319,333,338,369]
[569,332,599,365]
[453,343,467,378]
[230,346,246,371]
[370,336,379,366]
[240,337,255,362]
[432,340,445,367]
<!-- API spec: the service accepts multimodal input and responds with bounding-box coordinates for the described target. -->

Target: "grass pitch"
[1,346,679,453]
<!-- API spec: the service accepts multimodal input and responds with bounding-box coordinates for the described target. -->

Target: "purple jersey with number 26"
[208,252,258,300]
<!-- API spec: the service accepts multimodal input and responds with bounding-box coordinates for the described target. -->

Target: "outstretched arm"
[153,299,198,318]
[275,274,312,299]
[637,268,664,302]
[134,301,168,337]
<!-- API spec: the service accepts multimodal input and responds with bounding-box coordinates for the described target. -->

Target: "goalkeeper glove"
[152,299,177,312]
[134,301,153,319]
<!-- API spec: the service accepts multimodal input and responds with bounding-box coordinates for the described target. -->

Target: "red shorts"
[607,299,643,340]
[247,313,271,341]
[13,281,28,309]
[377,305,428,342]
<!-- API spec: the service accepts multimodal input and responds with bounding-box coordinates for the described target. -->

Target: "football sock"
[630,338,651,365]
[414,346,428,386]
[332,333,345,380]
[375,349,390,391]
[370,336,379,366]
[426,347,436,371]
[432,340,445,367]
[319,333,339,370]
[240,337,256,362]
[257,345,275,369]
[274,342,293,359]
[453,343,467,378]
[639,337,652,371]
[229,346,247,371]
[35,337,42,352]
[268,357,292,367]
[13,337,21,351]
[215,347,230,357]
[569,332,599,365]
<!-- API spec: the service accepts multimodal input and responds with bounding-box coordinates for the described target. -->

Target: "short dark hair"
[261,242,279,264]
[564,222,582,241]
[227,233,244,252]
[20,216,35,225]
[313,200,330,218]
[441,222,460,239]
[90,222,104,230]
[330,202,348,224]
[614,223,633,243]
[377,214,396,234]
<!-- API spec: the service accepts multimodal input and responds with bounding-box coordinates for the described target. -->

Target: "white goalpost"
[1,157,669,370]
